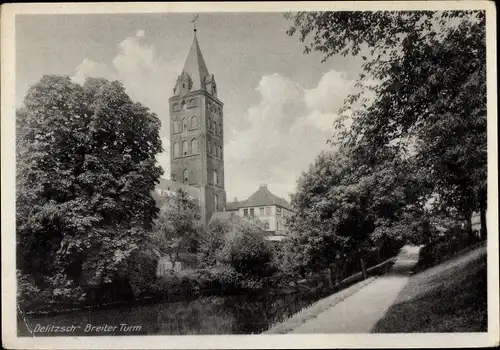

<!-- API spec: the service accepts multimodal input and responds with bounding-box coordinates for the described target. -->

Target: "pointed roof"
[181,33,209,91]
[225,184,292,211]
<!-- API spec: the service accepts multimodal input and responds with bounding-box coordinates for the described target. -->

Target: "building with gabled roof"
[224,184,293,240]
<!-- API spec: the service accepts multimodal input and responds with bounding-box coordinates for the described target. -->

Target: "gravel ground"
[266,245,421,334]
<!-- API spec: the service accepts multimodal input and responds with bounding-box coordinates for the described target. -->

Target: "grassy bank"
[372,244,487,332]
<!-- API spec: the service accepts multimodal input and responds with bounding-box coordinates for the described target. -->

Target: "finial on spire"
[191,14,199,33]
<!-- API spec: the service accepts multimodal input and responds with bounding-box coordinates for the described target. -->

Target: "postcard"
[1,1,498,349]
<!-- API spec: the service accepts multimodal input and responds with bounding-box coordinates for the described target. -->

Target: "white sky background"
[16,13,368,201]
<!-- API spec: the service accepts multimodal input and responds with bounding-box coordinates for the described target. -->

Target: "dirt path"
[289,245,421,334]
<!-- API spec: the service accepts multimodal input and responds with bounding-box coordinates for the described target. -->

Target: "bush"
[17,271,43,311]
[219,219,274,278]
[151,265,244,297]
[417,224,482,270]
[198,221,226,267]
[17,271,87,312]
[125,247,160,298]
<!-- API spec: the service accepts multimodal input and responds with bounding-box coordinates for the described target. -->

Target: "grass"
[372,244,487,333]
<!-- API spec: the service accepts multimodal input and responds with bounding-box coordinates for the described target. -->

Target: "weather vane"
[191,14,199,32]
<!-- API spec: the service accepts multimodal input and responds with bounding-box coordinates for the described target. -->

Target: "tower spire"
[174,15,209,93]
[191,14,199,34]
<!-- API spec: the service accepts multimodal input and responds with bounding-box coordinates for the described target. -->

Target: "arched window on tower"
[207,140,211,155]
[191,138,198,154]
[191,116,197,129]
[183,169,189,184]
[213,170,218,185]
[214,194,218,211]
[213,141,217,156]
[173,142,180,158]
[214,121,218,135]
[182,140,189,156]
[173,120,180,133]
[216,145,220,158]
[208,117,213,130]
[183,118,188,132]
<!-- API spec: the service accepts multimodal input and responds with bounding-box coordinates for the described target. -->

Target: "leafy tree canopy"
[285,10,487,234]
[152,190,202,266]
[16,75,163,288]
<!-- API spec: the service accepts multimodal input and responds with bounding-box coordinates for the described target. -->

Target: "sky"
[16,12,368,201]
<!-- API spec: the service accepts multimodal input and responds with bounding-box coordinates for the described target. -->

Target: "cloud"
[72,59,116,85]
[225,70,356,200]
[72,30,183,175]
[304,70,355,114]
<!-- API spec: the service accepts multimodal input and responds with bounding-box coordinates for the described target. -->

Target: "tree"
[152,190,202,268]
[288,148,426,282]
[218,217,274,278]
[198,220,228,267]
[285,10,487,238]
[16,75,163,292]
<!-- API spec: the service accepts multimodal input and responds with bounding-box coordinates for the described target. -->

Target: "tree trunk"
[326,267,334,289]
[360,258,367,279]
[463,208,474,241]
[479,188,487,240]
[334,262,341,285]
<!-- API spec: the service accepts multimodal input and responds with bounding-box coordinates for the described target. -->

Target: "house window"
[191,139,198,154]
[173,142,180,157]
[259,207,265,216]
[243,209,249,217]
[265,207,272,215]
[263,221,270,230]
[182,140,189,156]
[250,208,255,217]
[191,116,197,128]
[183,169,189,184]
[277,207,282,216]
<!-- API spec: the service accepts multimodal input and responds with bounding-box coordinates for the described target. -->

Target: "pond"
[18,290,329,336]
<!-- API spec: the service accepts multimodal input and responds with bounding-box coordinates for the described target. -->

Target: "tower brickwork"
[169,32,226,226]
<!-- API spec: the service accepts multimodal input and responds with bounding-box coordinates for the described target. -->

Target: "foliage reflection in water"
[18,291,327,336]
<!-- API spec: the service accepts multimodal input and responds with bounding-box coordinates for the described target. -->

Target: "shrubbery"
[416,225,483,271]
[198,216,276,280]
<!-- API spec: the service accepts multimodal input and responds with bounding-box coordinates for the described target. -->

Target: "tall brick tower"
[169,28,226,226]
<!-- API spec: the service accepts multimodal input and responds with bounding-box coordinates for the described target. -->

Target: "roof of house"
[209,211,236,225]
[225,184,291,211]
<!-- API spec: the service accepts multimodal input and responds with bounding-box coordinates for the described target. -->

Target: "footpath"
[267,245,422,334]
